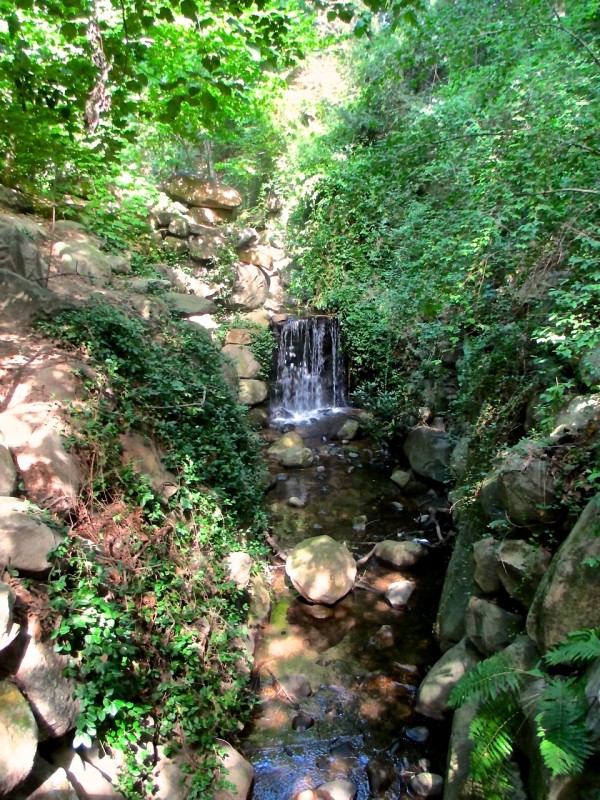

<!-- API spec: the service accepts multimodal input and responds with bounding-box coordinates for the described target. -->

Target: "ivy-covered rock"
[527,494,600,652]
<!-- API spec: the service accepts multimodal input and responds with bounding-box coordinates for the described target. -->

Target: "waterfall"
[272,316,347,421]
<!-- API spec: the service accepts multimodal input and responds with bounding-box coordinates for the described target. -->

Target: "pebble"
[410,772,444,797]
[366,757,394,794]
[276,473,289,482]
[289,496,306,508]
[316,466,326,474]
[406,725,430,743]
[295,791,317,800]
[316,778,357,800]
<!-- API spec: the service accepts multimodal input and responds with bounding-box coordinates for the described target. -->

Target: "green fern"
[449,652,527,709]
[543,628,600,667]
[468,700,522,800]
[535,677,595,776]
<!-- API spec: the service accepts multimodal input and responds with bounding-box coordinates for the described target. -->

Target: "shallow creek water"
[241,414,450,799]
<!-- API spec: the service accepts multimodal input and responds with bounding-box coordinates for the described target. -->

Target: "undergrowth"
[38,302,268,797]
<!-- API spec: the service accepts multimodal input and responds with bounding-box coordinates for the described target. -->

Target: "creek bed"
[241,415,451,799]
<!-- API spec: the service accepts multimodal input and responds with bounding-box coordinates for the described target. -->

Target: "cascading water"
[271,316,347,422]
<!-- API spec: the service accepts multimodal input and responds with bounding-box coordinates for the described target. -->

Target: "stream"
[241,412,451,800]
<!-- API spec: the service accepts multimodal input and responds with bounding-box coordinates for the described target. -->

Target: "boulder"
[442,701,478,800]
[221,359,240,392]
[286,535,357,605]
[495,539,551,607]
[51,239,114,285]
[215,741,254,800]
[0,496,63,571]
[0,270,70,332]
[11,756,78,800]
[0,580,19,650]
[478,469,504,521]
[585,658,600,746]
[188,206,233,225]
[527,495,600,651]
[268,431,304,456]
[552,394,600,436]
[242,308,271,327]
[0,440,17,496]
[336,419,359,441]
[390,468,411,489]
[0,185,34,213]
[415,638,481,719]
[15,638,79,738]
[496,444,558,527]
[465,596,522,656]
[119,433,178,501]
[224,551,253,590]
[374,540,427,568]
[0,402,83,512]
[51,746,123,799]
[225,264,269,311]
[188,230,226,261]
[167,217,189,238]
[280,446,314,468]
[164,292,217,316]
[238,245,274,270]
[225,328,254,345]
[436,515,480,651]
[221,344,261,379]
[0,217,46,283]
[385,578,416,608]
[473,537,501,594]
[238,379,268,406]
[403,427,453,482]
[162,236,188,256]
[450,437,470,480]
[0,681,38,794]
[162,175,242,209]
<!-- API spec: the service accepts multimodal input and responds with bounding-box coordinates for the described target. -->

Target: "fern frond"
[449,652,527,709]
[535,677,595,776]
[468,700,522,800]
[543,628,600,667]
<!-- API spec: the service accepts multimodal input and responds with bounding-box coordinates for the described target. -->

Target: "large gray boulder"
[0,681,38,794]
[214,741,254,800]
[473,537,501,594]
[527,495,600,652]
[436,515,480,651]
[0,579,19,650]
[0,270,70,332]
[0,496,63,571]
[15,637,80,738]
[225,264,269,311]
[495,539,551,607]
[465,596,522,656]
[552,394,600,436]
[286,535,357,605]
[580,341,600,388]
[162,176,242,209]
[164,292,217,316]
[374,540,427,568]
[221,344,261,379]
[0,217,46,283]
[496,444,558,528]
[0,402,83,512]
[403,427,453,482]
[238,379,268,406]
[415,638,481,719]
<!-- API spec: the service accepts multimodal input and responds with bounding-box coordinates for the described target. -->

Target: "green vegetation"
[449,629,600,799]
[39,304,266,796]
[280,0,599,464]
